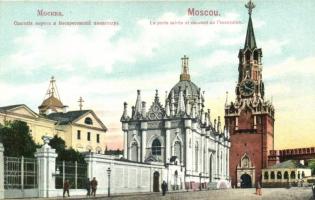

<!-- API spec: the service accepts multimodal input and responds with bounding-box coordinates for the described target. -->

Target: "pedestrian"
[86,178,91,197]
[91,177,98,197]
[161,180,168,196]
[63,180,70,198]
[312,183,315,198]
[255,181,262,196]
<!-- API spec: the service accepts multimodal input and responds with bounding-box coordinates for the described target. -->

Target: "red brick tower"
[225,0,275,188]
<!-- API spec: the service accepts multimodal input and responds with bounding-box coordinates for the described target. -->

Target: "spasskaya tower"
[224,0,275,188]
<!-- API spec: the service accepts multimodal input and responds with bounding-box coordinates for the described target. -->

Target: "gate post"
[35,137,58,198]
[0,143,4,199]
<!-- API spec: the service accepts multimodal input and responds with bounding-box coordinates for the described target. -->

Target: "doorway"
[153,171,160,192]
[240,174,252,188]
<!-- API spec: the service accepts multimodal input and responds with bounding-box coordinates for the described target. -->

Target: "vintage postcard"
[0,0,314,199]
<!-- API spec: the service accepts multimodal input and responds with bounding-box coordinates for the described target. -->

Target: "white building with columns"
[121,56,230,190]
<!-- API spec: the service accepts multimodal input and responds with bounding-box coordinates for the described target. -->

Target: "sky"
[0,0,314,150]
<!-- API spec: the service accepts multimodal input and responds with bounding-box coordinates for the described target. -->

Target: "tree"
[0,120,37,157]
[308,159,315,176]
[105,148,123,156]
[49,135,85,163]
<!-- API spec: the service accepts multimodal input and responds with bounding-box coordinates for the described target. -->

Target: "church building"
[121,56,230,190]
[0,77,108,153]
[225,1,275,188]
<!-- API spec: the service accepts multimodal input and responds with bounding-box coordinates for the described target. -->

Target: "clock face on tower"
[239,79,255,97]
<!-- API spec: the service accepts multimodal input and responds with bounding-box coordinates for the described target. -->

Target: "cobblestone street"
[48,187,314,200]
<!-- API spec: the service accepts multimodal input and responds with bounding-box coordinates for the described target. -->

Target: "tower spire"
[244,0,257,50]
[180,55,190,81]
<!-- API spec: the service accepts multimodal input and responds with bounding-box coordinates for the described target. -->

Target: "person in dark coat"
[63,180,70,197]
[86,178,91,197]
[91,177,98,197]
[161,181,168,196]
[312,183,315,198]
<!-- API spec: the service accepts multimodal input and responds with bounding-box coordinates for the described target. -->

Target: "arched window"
[264,171,269,180]
[152,139,161,156]
[131,142,138,162]
[284,171,289,179]
[290,171,296,179]
[277,171,282,179]
[174,141,181,161]
[298,171,300,179]
[84,117,93,125]
[270,171,275,179]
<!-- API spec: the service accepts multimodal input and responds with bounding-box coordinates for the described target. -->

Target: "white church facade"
[120,56,230,190]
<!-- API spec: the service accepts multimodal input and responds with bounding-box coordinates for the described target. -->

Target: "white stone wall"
[85,154,166,194]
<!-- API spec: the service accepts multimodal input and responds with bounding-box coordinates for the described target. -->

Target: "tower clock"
[225,0,275,188]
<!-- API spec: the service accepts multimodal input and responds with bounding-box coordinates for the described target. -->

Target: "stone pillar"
[85,153,95,179]
[165,121,171,163]
[200,129,205,174]
[35,138,58,198]
[215,140,219,178]
[204,137,208,174]
[185,119,192,172]
[141,122,147,162]
[122,123,128,159]
[0,143,4,199]
[226,144,230,179]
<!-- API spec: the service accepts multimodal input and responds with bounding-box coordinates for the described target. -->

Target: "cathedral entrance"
[240,174,252,188]
[153,171,160,192]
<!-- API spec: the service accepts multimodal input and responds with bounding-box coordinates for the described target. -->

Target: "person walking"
[91,177,98,197]
[255,181,262,196]
[161,181,168,196]
[86,178,91,197]
[63,180,70,198]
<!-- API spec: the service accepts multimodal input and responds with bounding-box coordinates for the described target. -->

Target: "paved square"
[92,188,314,200]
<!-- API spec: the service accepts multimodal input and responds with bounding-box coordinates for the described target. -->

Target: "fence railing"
[4,156,37,189]
[55,161,87,189]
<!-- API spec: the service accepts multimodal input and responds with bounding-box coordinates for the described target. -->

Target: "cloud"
[265,56,315,79]
[197,50,235,68]
[260,39,288,56]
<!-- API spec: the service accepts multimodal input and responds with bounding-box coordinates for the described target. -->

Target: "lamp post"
[107,167,111,197]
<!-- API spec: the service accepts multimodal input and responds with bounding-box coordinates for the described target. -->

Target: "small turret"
[134,90,142,117]
[38,76,66,115]
[217,116,221,133]
[121,102,130,121]
[177,87,185,115]
[165,99,170,117]
[170,90,175,116]
[141,101,147,118]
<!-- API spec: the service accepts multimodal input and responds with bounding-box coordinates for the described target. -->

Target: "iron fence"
[55,161,88,189]
[4,156,37,189]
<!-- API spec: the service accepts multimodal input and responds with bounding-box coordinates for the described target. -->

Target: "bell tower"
[225,0,275,188]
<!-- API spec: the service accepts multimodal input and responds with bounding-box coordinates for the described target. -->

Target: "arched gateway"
[240,174,252,188]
